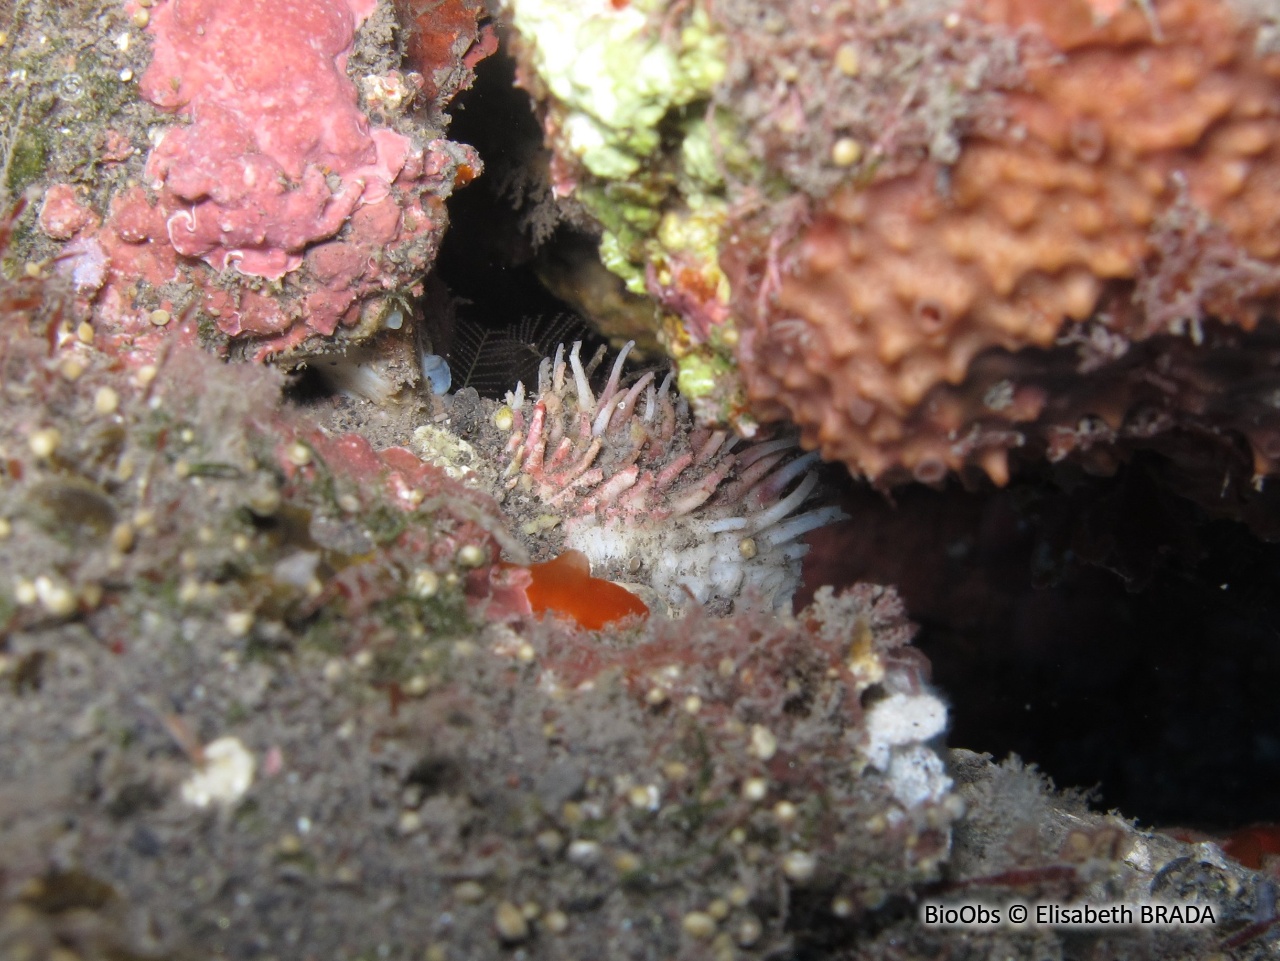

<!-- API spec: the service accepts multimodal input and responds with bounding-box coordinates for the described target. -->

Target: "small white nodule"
[180,736,256,808]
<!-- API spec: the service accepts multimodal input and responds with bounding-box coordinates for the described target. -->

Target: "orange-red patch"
[524,550,649,630]
[1221,823,1280,871]
[394,0,491,102]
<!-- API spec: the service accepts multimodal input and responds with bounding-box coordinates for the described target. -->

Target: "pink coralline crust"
[32,184,185,362]
[283,431,502,525]
[38,185,99,241]
[465,563,535,624]
[137,0,401,279]
[275,430,521,618]
[96,129,136,164]
[76,0,483,356]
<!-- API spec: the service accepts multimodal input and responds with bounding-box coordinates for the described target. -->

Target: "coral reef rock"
[734,0,1280,491]
[10,0,490,362]
[2,533,962,959]
[842,750,1275,960]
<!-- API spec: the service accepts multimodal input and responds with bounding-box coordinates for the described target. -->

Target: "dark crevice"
[429,45,606,397]
[804,458,1280,830]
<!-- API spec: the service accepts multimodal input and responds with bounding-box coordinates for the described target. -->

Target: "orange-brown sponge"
[730,0,1280,488]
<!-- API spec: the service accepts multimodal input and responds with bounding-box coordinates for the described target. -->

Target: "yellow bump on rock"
[285,441,312,467]
[831,137,863,167]
[494,901,529,943]
[682,911,717,939]
[835,43,860,77]
[94,386,120,415]
[28,428,61,459]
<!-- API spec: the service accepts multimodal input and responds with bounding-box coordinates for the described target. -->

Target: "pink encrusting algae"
[500,341,847,613]
[38,0,488,363]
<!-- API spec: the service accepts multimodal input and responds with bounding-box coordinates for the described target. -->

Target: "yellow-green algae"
[508,0,726,182]
[506,0,755,428]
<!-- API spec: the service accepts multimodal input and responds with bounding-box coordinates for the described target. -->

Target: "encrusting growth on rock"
[729,0,1280,489]
[26,0,490,364]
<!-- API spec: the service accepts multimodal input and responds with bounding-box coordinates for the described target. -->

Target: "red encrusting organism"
[1221,822,1280,872]
[523,550,649,630]
[394,0,497,102]
[472,550,650,630]
[33,0,490,364]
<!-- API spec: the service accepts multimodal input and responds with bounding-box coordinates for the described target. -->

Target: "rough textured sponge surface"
[732,0,1280,487]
